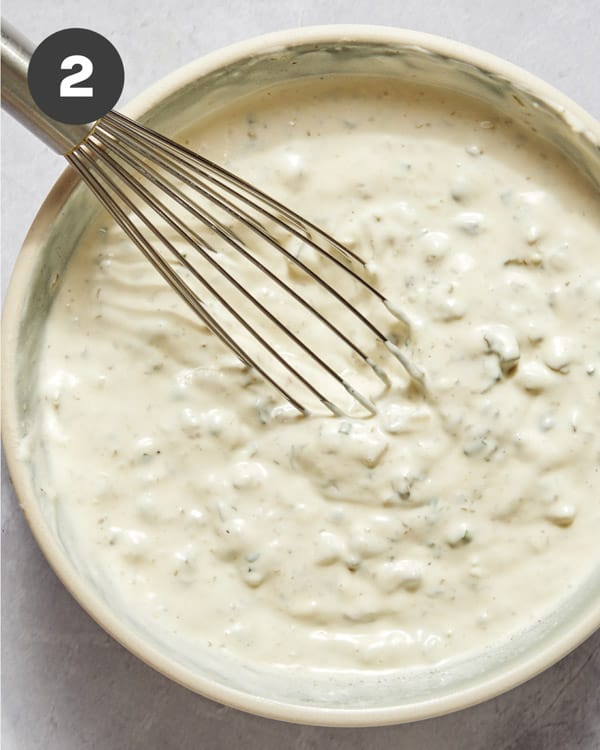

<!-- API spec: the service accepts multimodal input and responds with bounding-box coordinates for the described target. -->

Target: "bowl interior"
[5,30,600,724]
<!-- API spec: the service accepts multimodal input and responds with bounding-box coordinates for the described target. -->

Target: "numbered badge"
[28,28,124,125]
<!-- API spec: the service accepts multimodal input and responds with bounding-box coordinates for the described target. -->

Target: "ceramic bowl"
[3,26,599,726]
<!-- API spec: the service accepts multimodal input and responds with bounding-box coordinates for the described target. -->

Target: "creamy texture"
[33,77,600,672]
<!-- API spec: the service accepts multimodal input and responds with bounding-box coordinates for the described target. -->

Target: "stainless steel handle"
[1,19,91,154]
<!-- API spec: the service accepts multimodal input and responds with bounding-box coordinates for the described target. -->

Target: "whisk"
[2,22,423,417]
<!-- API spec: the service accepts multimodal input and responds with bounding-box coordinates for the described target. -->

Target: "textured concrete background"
[2,1,599,748]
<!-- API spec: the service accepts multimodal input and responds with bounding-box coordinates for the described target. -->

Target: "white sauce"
[33,77,600,671]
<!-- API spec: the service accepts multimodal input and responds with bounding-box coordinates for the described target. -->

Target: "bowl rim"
[2,24,600,727]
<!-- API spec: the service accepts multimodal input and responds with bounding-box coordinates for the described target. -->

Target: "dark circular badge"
[28,28,124,125]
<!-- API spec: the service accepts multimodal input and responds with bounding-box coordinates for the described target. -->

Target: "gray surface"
[1,1,599,747]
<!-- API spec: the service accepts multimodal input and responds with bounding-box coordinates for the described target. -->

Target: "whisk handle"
[1,19,91,154]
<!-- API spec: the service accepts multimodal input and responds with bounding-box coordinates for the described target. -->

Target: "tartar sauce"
[32,76,600,671]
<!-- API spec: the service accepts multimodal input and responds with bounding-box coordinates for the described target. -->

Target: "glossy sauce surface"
[33,77,600,671]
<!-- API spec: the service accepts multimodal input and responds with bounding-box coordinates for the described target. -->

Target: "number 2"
[60,55,94,98]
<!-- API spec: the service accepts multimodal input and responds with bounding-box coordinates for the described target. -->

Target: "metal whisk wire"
[63,110,422,417]
[0,21,425,416]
